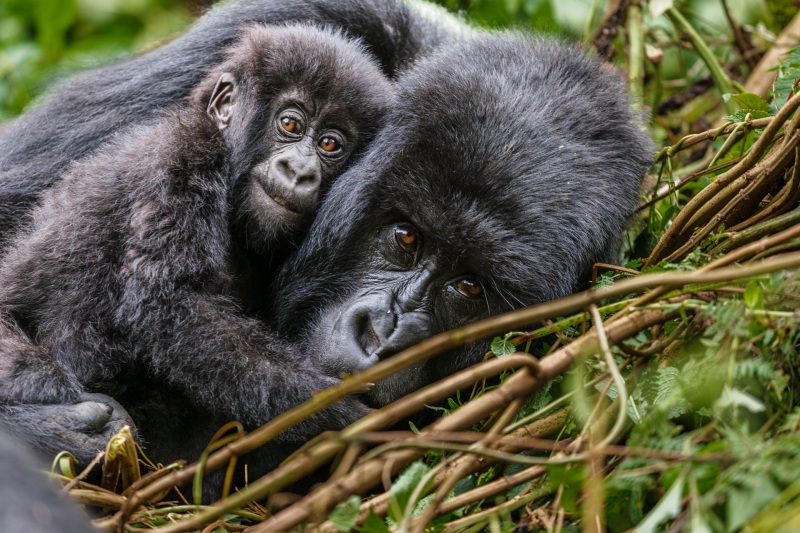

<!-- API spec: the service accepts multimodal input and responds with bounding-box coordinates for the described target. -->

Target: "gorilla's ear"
[207,73,236,129]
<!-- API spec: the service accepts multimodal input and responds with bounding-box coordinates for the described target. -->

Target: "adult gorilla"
[272,34,654,406]
[0,0,470,238]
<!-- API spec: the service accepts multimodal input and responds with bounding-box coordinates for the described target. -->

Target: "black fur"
[0,24,391,468]
[272,34,654,406]
[0,0,470,241]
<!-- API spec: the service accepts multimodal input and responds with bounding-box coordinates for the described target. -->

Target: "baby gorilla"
[0,23,391,464]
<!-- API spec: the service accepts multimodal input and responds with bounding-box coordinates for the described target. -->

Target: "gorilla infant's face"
[209,79,361,245]
[197,24,392,252]
[244,90,361,226]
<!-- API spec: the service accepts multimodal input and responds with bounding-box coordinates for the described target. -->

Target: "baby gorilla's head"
[194,23,393,250]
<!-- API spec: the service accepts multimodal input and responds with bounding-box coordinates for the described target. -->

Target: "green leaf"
[744,280,764,310]
[715,386,765,413]
[649,0,674,18]
[387,461,431,523]
[635,471,685,533]
[727,474,780,531]
[730,93,770,112]
[547,464,584,512]
[690,508,714,533]
[624,258,644,270]
[722,109,773,122]
[53,452,77,479]
[329,495,361,532]
[772,67,800,108]
[782,45,800,69]
[490,335,517,355]
[358,509,390,533]
[653,367,680,404]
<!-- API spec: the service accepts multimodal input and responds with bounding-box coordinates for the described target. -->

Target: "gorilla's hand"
[80,392,138,438]
[0,394,137,465]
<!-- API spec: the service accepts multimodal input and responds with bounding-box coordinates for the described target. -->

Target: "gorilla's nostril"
[356,313,381,356]
[295,170,319,186]
[278,158,294,177]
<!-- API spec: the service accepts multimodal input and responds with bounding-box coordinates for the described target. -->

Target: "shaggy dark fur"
[272,34,654,406]
[0,0,470,241]
[0,24,391,467]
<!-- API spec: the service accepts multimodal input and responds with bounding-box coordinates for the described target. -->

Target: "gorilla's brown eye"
[394,225,418,254]
[279,116,302,134]
[454,277,483,299]
[318,136,340,153]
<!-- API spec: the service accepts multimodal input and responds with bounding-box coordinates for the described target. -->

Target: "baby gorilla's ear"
[207,73,236,129]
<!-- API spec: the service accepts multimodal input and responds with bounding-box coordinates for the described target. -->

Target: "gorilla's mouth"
[267,193,302,214]
[254,176,304,216]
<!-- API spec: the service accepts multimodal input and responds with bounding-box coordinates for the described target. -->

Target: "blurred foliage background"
[0,0,205,120]
[0,0,789,120]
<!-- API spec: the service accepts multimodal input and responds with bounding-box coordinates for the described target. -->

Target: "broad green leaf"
[547,464,584,513]
[744,280,764,310]
[635,471,685,533]
[715,386,765,413]
[728,474,780,531]
[358,509,390,533]
[782,45,800,69]
[491,336,516,355]
[690,509,713,533]
[722,109,773,122]
[649,0,674,18]
[773,67,800,108]
[731,93,770,112]
[387,461,431,523]
[329,495,361,532]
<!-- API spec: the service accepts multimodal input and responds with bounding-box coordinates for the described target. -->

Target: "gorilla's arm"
[122,289,368,436]
[0,0,467,207]
[0,318,84,404]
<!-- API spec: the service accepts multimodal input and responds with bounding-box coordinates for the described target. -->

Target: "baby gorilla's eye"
[279,116,303,135]
[394,225,418,255]
[453,277,484,299]
[318,136,340,153]
[317,132,345,156]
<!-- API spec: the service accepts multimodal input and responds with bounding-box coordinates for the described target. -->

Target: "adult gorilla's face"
[273,34,653,406]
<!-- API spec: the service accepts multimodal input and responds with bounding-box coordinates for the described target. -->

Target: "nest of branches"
[51,6,800,533]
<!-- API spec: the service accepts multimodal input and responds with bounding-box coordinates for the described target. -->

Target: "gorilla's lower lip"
[268,194,301,214]
[255,179,302,215]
